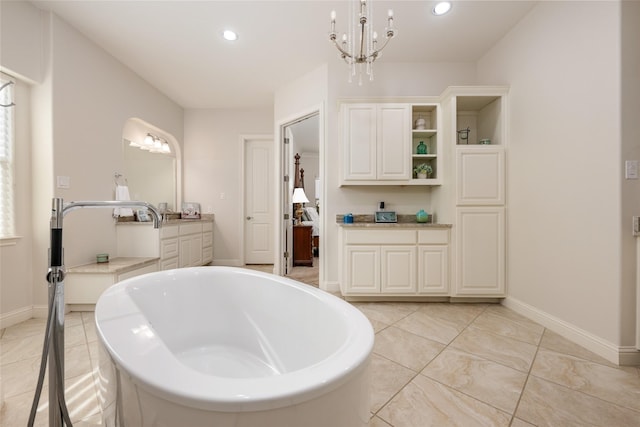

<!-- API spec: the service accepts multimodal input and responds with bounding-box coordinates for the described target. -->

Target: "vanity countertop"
[67,257,159,275]
[336,214,452,229]
[116,214,214,226]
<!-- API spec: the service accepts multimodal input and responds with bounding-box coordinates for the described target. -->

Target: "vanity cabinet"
[340,227,450,298]
[117,219,213,270]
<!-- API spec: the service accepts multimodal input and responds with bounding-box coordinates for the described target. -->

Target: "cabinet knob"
[246,216,253,220]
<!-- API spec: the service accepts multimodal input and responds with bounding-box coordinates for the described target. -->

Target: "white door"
[245,137,275,264]
[377,104,412,180]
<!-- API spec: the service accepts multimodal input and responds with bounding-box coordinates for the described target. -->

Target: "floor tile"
[1,318,46,341]
[377,374,511,427]
[450,325,538,372]
[352,302,421,325]
[530,348,640,412]
[421,347,527,414]
[369,415,392,426]
[471,310,544,346]
[369,353,416,413]
[516,375,640,426]
[374,326,445,371]
[394,309,467,345]
[538,329,626,369]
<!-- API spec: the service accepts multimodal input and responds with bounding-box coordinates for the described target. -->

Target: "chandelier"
[329,0,396,84]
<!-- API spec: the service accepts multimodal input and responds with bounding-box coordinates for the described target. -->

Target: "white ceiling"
[31,1,537,110]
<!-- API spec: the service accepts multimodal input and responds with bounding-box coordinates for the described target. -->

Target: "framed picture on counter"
[136,209,151,222]
[375,211,398,223]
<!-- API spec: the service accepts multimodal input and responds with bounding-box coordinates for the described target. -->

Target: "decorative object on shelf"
[181,202,201,219]
[457,127,471,144]
[416,141,428,154]
[479,138,492,145]
[414,163,433,179]
[328,0,396,85]
[129,132,171,154]
[136,209,151,222]
[415,116,426,130]
[96,253,109,263]
[416,210,429,223]
[343,213,354,224]
[375,211,397,223]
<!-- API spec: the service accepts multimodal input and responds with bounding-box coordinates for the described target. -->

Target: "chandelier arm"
[330,37,355,60]
[371,35,393,57]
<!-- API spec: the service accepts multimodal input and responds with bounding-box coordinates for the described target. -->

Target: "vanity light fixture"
[223,30,238,41]
[130,133,172,155]
[329,0,396,85]
[432,1,452,16]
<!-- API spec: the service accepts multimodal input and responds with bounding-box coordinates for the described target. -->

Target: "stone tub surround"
[336,214,451,228]
[66,257,158,275]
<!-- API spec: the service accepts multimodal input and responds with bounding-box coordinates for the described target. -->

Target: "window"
[0,75,15,238]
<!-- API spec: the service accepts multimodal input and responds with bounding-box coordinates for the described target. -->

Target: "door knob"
[246,216,253,220]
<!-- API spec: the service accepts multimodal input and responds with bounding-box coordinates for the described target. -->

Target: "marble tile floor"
[2,293,640,426]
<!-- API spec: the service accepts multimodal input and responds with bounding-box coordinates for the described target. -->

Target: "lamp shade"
[292,187,309,204]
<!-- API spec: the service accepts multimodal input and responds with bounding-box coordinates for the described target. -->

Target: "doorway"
[280,112,321,287]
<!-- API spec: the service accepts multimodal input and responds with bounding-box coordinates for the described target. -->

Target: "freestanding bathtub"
[95,267,374,427]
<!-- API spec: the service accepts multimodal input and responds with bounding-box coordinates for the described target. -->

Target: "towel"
[114,185,134,217]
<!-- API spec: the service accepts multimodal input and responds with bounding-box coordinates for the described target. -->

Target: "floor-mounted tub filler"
[95,267,375,427]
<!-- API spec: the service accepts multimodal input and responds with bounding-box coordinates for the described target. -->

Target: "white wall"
[0,4,185,316]
[183,108,273,266]
[0,0,44,83]
[477,2,626,347]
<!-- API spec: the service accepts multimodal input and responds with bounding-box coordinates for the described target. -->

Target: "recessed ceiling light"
[222,30,238,41]
[432,2,452,16]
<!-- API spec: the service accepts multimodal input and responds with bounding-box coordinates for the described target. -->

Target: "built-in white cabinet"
[340,101,442,185]
[117,219,213,270]
[455,207,505,296]
[456,147,505,205]
[438,87,508,298]
[342,103,411,181]
[340,227,450,298]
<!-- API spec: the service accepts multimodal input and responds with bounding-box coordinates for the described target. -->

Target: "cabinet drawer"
[418,229,450,244]
[161,237,179,259]
[345,229,416,245]
[160,224,179,239]
[202,221,213,232]
[202,232,213,247]
[161,257,179,270]
[180,222,203,235]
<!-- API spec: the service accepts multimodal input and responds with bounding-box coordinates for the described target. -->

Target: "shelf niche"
[456,96,503,146]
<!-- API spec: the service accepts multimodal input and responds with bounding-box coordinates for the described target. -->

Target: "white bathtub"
[95,267,374,427]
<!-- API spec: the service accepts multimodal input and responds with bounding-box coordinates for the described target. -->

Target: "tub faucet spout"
[62,200,162,228]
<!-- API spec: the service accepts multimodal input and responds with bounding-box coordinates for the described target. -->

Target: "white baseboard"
[211,259,243,267]
[0,306,33,329]
[32,305,49,318]
[503,297,640,366]
[322,280,340,293]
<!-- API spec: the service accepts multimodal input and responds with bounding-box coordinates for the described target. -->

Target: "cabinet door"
[455,207,505,296]
[418,246,449,295]
[456,147,505,205]
[190,234,203,266]
[344,246,380,293]
[381,246,416,293]
[343,104,376,181]
[179,236,191,268]
[377,104,411,180]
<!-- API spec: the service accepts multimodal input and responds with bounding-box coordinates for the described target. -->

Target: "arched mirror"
[122,118,179,212]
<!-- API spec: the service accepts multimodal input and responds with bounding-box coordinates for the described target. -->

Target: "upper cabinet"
[340,101,442,186]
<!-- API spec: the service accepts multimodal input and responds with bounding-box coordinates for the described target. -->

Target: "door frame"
[274,103,325,287]
[240,134,274,266]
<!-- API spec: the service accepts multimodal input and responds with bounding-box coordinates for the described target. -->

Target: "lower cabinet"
[454,207,505,296]
[340,228,450,297]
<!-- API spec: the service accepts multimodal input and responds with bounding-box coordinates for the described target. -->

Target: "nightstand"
[293,225,313,266]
